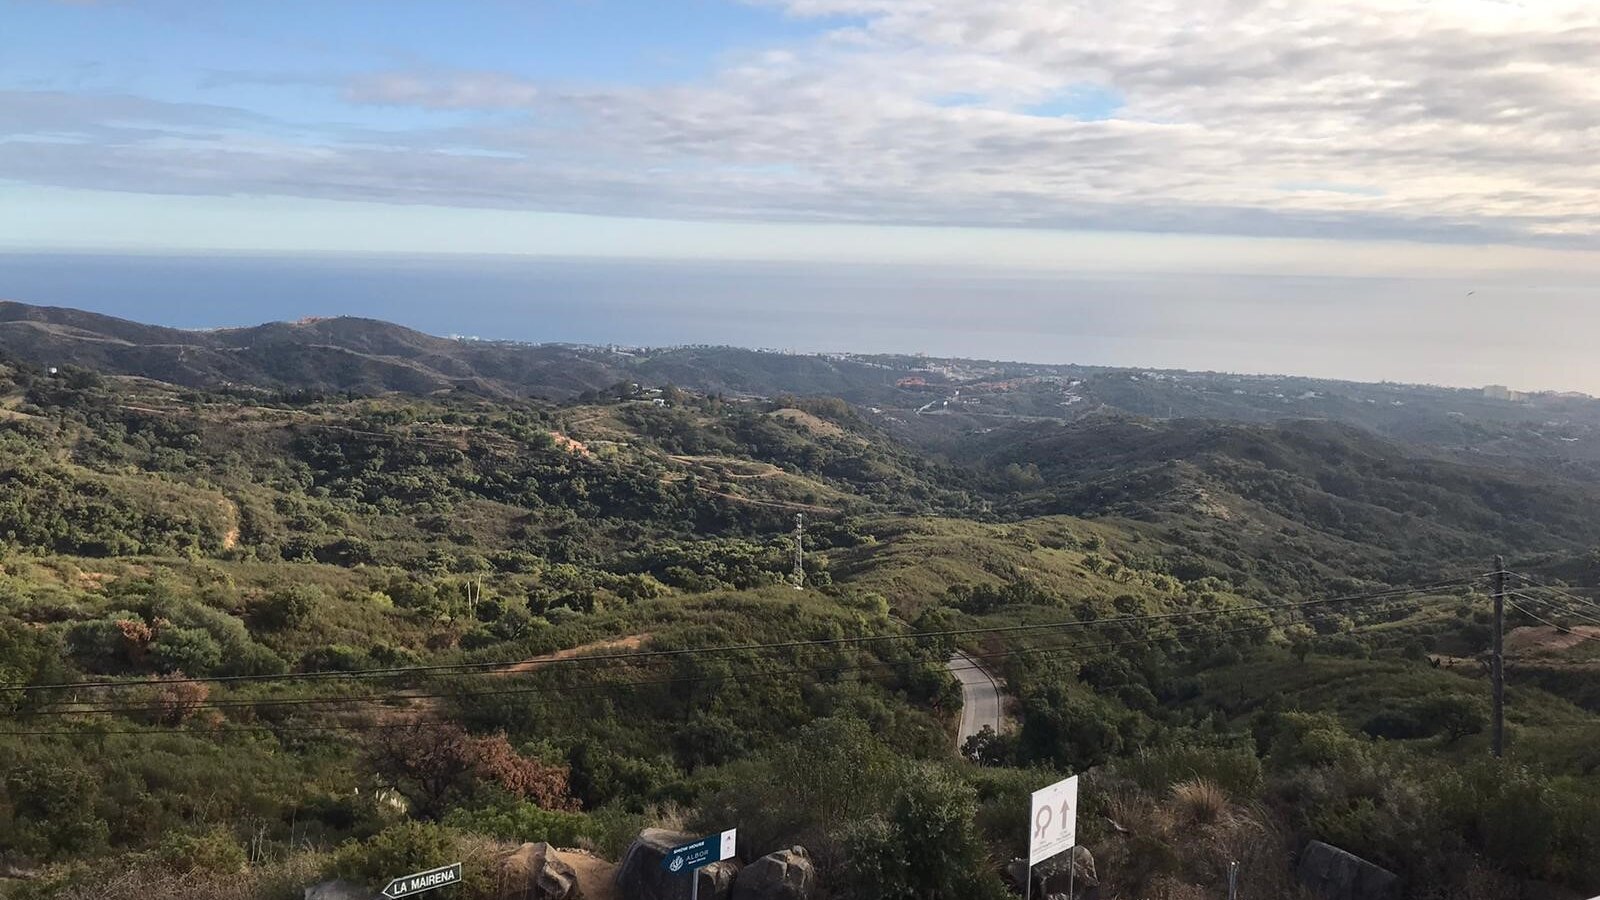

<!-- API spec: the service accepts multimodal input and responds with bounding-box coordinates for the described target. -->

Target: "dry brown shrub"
[151,675,210,726]
[1170,778,1230,827]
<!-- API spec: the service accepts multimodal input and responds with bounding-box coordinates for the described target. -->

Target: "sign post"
[660,828,737,900]
[1026,775,1078,900]
[381,862,462,899]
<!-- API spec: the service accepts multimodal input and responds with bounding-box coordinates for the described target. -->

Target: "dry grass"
[1170,778,1230,827]
[1092,776,1313,900]
[16,853,327,900]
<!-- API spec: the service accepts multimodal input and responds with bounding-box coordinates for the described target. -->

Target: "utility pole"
[792,513,805,590]
[1492,555,1506,759]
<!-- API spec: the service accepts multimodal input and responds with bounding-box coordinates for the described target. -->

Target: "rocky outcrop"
[731,846,815,900]
[1005,847,1099,899]
[1297,841,1399,900]
[616,828,740,900]
[495,841,582,900]
[303,882,375,900]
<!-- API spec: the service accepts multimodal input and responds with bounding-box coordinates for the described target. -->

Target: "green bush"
[840,762,1008,900]
[254,584,323,630]
[150,627,223,675]
[443,801,597,848]
[332,822,457,889]
[148,826,246,874]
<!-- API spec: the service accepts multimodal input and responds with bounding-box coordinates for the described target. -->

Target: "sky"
[3,0,1600,390]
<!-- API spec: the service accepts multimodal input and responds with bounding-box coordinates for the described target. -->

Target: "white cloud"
[7,0,1600,245]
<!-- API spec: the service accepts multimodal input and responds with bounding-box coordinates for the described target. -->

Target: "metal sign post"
[381,862,462,899]
[1026,775,1078,899]
[661,828,737,900]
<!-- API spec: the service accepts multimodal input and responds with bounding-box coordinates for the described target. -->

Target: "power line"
[21,611,1356,718]
[1504,588,1600,629]
[0,578,1472,695]
[1506,593,1600,632]
[1504,572,1600,614]
[1503,598,1596,640]
[0,594,1458,733]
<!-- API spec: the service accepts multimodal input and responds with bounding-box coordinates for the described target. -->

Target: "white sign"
[382,862,462,899]
[1028,775,1078,866]
[718,828,737,862]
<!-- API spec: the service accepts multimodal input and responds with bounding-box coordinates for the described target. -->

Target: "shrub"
[1122,744,1264,798]
[1262,711,1366,770]
[443,801,597,848]
[840,762,1008,900]
[1170,778,1229,826]
[149,627,223,675]
[367,725,576,819]
[332,822,456,889]
[149,827,246,874]
[254,584,323,630]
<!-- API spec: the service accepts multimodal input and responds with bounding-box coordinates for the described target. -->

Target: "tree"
[1413,695,1488,743]
[366,725,576,819]
[960,725,1017,767]
[842,763,1007,900]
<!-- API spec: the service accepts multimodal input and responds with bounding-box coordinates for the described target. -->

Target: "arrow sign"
[660,829,737,875]
[381,862,462,899]
[1028,775,1078,866]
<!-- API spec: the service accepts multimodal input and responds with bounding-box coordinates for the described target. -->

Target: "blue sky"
[4,0,1600,389]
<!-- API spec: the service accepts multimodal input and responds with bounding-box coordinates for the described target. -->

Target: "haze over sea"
[2,252,1593,395]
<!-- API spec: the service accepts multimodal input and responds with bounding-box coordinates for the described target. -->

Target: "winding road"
[948,651,1005,749]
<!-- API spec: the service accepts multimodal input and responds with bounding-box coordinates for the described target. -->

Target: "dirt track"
[493,635,651,676]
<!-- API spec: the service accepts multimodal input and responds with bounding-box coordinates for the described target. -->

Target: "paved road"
[948,651,1004,749]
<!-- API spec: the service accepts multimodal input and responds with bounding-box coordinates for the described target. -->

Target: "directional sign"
[1028,775,1078,866]
[382,862,462,899]
[661,829,737,875]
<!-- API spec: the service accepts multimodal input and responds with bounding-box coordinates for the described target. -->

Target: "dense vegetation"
[2,313,1600,900]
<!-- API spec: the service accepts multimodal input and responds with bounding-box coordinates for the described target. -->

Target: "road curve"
[948,651,1004,750]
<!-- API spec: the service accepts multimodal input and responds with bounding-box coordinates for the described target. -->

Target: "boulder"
[303,881,375,900]
[495,841,582,900]
[731,846,815,900]
[1297,841,1399,900]
[1004,847,1098,899]
[615,828,741,900]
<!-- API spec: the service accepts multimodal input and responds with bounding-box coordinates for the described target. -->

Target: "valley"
[0,302,1598,899]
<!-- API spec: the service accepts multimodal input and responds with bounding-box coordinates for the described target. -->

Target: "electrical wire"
[0,578,1473,695]
[1506,593,1600,632]
[20,609,1359,718]
[1504,572,1600,613]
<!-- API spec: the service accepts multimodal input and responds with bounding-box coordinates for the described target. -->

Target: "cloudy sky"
[3,0,1600,388]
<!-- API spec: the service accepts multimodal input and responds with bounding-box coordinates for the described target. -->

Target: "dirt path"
[696,486,839,516]
[668,455,784,479]
[493,634,651,677]
[220,498,240,550]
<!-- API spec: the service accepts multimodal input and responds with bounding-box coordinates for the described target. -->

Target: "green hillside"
[1,318,1599,899]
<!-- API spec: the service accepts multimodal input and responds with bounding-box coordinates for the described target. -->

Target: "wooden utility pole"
[1492,555,1506,759]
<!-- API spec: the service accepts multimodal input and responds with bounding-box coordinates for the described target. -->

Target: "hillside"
[1,305,1598,899]
[12,300,1600,477]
